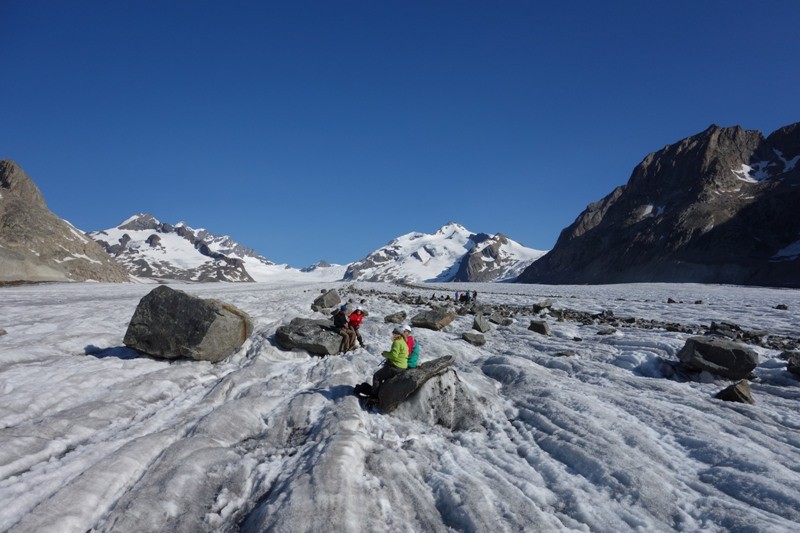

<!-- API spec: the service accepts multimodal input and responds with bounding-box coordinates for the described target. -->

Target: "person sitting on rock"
[333,305,357,353]
[403,325,419,369]
[348,306,366,348]
[372,327,408,394]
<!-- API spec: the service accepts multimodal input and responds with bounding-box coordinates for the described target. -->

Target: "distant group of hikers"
[332,305,420,397]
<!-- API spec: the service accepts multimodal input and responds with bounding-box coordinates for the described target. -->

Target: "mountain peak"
[118,213,161,231]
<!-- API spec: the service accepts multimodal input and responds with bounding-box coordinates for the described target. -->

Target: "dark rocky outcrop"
[677,337,758,379]
[781,351,800,377]
[0,160,131,283]
[715,380,755,404]
[275,318,343,355]
[462,332,486,346]
[411,308,457,331]
[377,356,454,413]
[518,123,800,287]
[123,286,253,362]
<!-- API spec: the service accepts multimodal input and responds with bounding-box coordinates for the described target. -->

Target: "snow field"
[0,281,799,532]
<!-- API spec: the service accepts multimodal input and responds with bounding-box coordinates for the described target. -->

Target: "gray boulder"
[275,318,343,356]
[532,301,553,314]
[411,308,457,331]
[378,356,454,413]
[677,337,758,379]
[715,380,755,404]
[489,313,513,326]
[384,311,407,324]
[473,314,491,333]
[528,320,551,336]
[124,286,253,362]
[312,290,341,311]
[462,332,486,346]
[781,351,800,377]
[0,327,6,337]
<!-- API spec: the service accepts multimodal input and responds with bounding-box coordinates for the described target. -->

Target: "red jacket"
[348,311,364,328]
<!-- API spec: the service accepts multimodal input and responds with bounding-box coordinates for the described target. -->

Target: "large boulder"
[384,311,407,324]
[781,351,800,377]
[462,332,486,346]
[677,337,758,379]
[0,327,6,336]
[528,320,551,336]
[124,286,253,362]
[275,317,342,355]
[312,290,341,312]
[473,314,491,333]
[411,308,457,331]
[377,356,454,413]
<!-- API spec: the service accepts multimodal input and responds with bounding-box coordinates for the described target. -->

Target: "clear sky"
[2,0,798,267]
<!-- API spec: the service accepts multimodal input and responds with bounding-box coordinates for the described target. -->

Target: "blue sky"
[2,1,798,267]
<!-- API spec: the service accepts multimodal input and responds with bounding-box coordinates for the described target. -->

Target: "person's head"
[340,305,348,313]
[392,326,404,338]
[403,325,412,337]
[355,306,363,314]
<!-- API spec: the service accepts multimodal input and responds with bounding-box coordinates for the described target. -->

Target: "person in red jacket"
[348,306,366,348]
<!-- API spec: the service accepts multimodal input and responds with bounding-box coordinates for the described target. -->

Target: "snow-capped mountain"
[90,214,295,282]
[344,222,545,282]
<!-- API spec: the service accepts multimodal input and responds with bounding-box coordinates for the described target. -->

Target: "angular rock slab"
[781,351,800,377]
[411,309,457,331]
[462,332,486,346]
[378,356,454,413]
[473,314,491,333]
[275,317,342,356]
[124,285,253,362]
[311,289,341,312]
[715,380,755,404]
[384,311,407,324]
[677,336,758,379]
[528,320,551,336]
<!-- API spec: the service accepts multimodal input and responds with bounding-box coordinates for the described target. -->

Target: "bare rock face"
[0,160,131,283]
[677,337,758,379]
[123,286,253,362]
[275,317,342,355]
[311,290,341,312]
[518,123,800,288]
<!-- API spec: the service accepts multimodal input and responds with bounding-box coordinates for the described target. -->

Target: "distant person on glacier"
[403,325,419,368]
[348,306,366,348]
[372,327,408,394]
[333,306,357,353]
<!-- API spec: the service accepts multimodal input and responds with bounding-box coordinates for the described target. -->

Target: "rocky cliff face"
[517,123,800,287]
[0,160,131,283]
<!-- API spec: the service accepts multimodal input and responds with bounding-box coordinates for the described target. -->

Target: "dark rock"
[0,328,6,336]
[554,350,576,357]
[384,311,407,324]
[694,300,704,305]
[715,380,755,404]
[597,327,617,336]
[378,356,454,413]
[411,308,457,331]
[313,290,341,311]
[145,234,161,247]
[677,337,758,379]
[775,304,789,310]
[709,321,742,340]
[462,332,486,346]
[667,298,678,304]
[473,314,491,333]
[781,351,800,377]
[123,286,253,362]
[532,300,553,314]
[528,320,551,336]
[488,313,513,326]
[275,317,342,356]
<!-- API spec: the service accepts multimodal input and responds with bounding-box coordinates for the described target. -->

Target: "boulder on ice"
[275,317,343,355]
[677,336,758,379]
[123,285,253,362]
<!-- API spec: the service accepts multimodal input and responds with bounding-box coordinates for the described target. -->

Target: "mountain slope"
[90,214,296,282]
[518,122,800,287]
[0,160,131,283]
[344,223,545,282]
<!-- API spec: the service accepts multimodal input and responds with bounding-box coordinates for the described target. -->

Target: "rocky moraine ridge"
[518,122,800,287]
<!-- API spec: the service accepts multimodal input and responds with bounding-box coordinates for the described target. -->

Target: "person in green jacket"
[372,327,408,394]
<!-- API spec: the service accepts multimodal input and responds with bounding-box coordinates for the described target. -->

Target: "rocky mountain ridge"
[344,222,545,282]
[0,160,131,283]
[518,122,800,287]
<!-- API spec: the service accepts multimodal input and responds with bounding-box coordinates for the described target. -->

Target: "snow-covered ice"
[0,281,799,532]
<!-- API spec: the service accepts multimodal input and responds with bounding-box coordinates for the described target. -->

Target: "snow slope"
[344,222,545,282]
[1,282,799,532]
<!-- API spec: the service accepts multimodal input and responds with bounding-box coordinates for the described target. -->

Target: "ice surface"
[0,281,799,532]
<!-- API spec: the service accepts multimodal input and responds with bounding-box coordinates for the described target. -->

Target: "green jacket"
[382,337,409,369]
